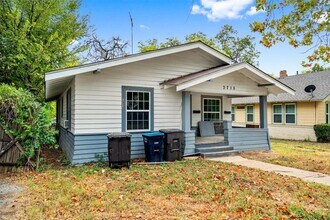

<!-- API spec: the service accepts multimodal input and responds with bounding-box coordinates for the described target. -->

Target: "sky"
[79,0,312,77]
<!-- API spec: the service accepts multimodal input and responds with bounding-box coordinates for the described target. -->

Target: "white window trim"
[326,103,329,124]
[246,105,254,123]
[285,103,296,125]
[202,98,222,121]
[126,90,151,132]
[272,104,283,124]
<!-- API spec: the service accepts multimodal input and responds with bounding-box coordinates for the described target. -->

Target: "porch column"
[182,91,191,131]
[259,96,268,129]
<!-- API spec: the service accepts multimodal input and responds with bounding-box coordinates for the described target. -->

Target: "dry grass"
[2,159,330,220]
[241,139,330,175]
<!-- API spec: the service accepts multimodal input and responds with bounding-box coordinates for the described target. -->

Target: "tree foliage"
[0,0,88,99]
[0,84,56,170]
[216,25,261,65]
[250,0,329,68]
[84,35,128,62]
[138,26,260,65]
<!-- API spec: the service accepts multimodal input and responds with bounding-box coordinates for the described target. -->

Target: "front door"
[202,97,221,121]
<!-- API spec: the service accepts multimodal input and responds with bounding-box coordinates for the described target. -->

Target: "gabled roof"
[161,62,295,95]
[45,41,233,101]
[45,41,232,81]
[232,70,330,104]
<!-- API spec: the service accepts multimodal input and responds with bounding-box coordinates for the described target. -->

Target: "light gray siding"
[73,51,222,135]
[184,131,196,155]
[71,133,146,164]
[58,126,75,161]
[225,128,270,151]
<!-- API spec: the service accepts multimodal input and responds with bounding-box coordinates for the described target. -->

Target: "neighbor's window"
[231,106,235,122]
[285,103,296,124]
[246,105,254,123]
[273,104,283,124]
[326,103,329,124]
[203,98,221,121]
[126,91,150,131]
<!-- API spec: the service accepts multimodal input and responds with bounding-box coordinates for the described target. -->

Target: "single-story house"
[232,70,330,141]
[45,42,294,164]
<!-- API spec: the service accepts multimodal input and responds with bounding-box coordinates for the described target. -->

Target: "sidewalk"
[210,156,330,186]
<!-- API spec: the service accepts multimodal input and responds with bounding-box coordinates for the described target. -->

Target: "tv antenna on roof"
[129,12,134,54]
[304,85,316,100]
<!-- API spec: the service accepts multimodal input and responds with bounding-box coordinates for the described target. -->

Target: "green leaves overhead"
[0,0,88,99]
[250,0,329,69]
[138,26,260,66]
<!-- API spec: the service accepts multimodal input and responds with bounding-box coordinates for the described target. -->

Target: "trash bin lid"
[107,132,132,138]
[142,131,164,137]
[159,129,184,134]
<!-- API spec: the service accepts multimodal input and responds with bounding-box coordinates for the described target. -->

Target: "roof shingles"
[232,71,330,104]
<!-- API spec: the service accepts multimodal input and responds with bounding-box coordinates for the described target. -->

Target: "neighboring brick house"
[232,70,330,141]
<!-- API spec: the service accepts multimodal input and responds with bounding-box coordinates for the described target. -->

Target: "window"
[231,106,235,122]
[246,105,254,123]
[126,90,151,131]
[273,104,283,124]
[66,88,72,130]
[60,96,64,117]
[326,103,329,124]
[285,104,296,124]
[203,98,221,121]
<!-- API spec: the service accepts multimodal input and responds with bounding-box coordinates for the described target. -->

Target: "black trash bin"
[107,132,132,168]
[142,132,164,162]
[159,129,185,161]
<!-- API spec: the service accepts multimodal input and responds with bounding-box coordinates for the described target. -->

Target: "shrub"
[0,84,56,169]
[313,124,330,143]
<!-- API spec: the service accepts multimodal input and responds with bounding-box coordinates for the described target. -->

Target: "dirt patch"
[0,176,22,220]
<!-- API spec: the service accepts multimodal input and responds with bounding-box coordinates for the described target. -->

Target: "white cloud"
[70,39,79,46]
[139,24,150,30]
[246,6,265,16]
[191,0,254,21]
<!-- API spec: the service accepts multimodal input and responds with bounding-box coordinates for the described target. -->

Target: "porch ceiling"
[161,62,295,97]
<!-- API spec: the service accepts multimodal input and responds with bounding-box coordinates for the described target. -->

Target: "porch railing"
[223,121,270,151]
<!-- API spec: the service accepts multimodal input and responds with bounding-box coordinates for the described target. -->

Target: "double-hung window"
[246,105,254,123]
[66,88,72,130]
[326,103,329,124]
[231,106,235,122]
[285,104,296,124]
[125,89,152,131]
[203,98,221,121]
[273,104,283,124]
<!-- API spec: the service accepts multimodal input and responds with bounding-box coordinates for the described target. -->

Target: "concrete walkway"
[210,156,330,186]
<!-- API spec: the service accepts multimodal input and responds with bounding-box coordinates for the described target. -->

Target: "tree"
[185,32,217,49]
[138,26,260,65]
[215,25,260,65]
[85,35,128,62]
[250,0,329,69]
[0,0,88,99]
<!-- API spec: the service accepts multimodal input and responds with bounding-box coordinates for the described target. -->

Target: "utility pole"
[129,12,133,54]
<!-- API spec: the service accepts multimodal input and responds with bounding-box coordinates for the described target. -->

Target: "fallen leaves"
[5,159,330,220]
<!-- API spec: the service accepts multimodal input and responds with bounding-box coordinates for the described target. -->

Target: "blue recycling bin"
[142,132,164,162]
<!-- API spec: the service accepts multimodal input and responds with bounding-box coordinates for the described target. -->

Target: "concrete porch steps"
[196,145,239,158]
[195,141,229,148]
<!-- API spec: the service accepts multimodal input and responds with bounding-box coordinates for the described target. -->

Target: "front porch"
[161,62,294,157]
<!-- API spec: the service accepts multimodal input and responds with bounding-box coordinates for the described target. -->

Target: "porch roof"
[161,62,295,96]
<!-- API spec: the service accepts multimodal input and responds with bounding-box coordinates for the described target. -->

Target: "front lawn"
[4,159,330,219]
[241,139,330,175]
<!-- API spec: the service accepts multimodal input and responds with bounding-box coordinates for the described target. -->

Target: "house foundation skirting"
[59,126,196,164]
